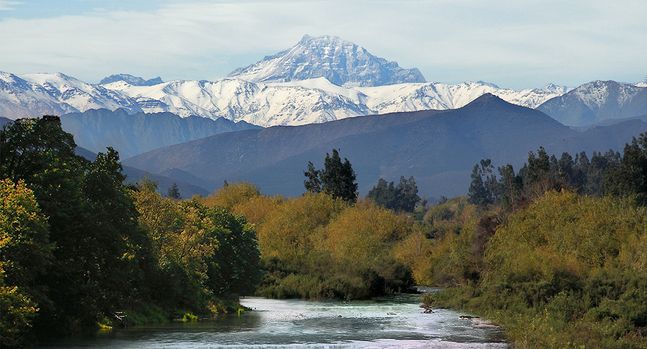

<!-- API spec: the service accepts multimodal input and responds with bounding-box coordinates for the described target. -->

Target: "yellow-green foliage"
[393,225,434,284]
[0,179,50,347]
[132,183,262,313]
[412,197,486,286]
[0,278,38,348]
[484,191,646,286]
[225,191,416,299]
[431,191,647,349]
[202,182,260,210]
[324,201,411,273]
[232,195,284,226]
[257,193,346,264]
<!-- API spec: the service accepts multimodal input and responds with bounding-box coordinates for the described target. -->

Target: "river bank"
[36,295,507,348]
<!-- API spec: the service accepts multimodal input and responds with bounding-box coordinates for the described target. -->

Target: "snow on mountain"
[0,71,73,118]
[0,68,570,127]
[636,77,647,88]
[99,74,163,86]
[228,35,426,87]
[537,80,647,126]
[0,71,143,119]
[22,73,142,114]
[103,77,564,126]
[105,78,371,126]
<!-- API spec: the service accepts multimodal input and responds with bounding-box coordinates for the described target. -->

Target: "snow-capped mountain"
[228,35,426,87]
[538,80,647,126]
[1,70,567,126]
[103,78,371,126]
[0,71,72,118]
[99,74,163,86]
[636,77,647,88]
[102,77,566,126]
[0,71,141,119]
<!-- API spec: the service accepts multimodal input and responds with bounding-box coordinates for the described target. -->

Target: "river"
[37,294,507,348]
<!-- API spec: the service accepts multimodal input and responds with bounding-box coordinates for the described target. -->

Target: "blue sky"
[0,0,645,88]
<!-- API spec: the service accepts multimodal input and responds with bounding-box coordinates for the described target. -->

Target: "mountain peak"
[228,35,426,87]
[462,93,517,110]
[99,74,163,86]
[636,77,647,88]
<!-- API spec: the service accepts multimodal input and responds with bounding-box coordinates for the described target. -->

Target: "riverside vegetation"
[1,116,647,348]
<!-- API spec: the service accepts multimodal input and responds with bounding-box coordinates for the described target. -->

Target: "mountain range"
[0,35,576,127]
[537,80,647,126]
[60,109,257,158]
[1,35,644,127]
[123,94,647,197]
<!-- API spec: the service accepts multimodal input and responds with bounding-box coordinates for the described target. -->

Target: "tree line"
[468,136,647,210]
[419,132,647,348]
[0,117,261,347]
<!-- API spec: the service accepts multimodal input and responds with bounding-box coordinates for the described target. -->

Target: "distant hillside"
[0,116,11,127]
[538,81,647,126]
[124,94,647,198]
[61,109,259,158]
[74,146,208,198]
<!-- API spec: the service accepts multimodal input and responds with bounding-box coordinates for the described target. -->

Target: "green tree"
[367,178,397,209]
[0,179,52,299]
[367,177,420,212]
[498,164,522,211]
[205,207,262,298]
[397,176,421,212]
[303,161,322,193]
[0,179,51,347]
[167,183,181,199]
[607,133,647,204]
[0,117,150,334]
[468,160,495,207]
[0,274,38,348]
[304,149,358,203]
[81,148,151,315]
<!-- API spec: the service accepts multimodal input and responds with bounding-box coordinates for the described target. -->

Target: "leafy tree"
[607,133,647,204]
[303,161,322,193]
[396,176,421,212]
[367,176,420,212]
[205,207,262,298]
[0,179,51,347]
[80,148,151,314]
[367,178,397,209]
[0,179,52,299]
[0,117,151,334]
[202,182,260,209]
[303,149,358,203]
[0,273,38,348]
[497,164,522,211]
[468,160,495,207]
[167,183,181,199]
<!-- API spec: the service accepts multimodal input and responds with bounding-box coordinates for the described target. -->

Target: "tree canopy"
[304,149,358,203]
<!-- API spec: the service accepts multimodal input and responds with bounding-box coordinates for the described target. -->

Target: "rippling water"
[37,294,507,348]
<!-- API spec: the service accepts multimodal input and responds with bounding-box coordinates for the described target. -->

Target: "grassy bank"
[98,299,248,329]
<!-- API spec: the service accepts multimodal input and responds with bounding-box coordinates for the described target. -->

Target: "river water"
[37,294,507,348]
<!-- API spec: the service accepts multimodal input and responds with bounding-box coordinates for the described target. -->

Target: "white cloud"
[0,0,645,88]
[0,0,20,11]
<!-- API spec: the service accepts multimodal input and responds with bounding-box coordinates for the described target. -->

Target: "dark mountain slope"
[60,109,258,158]
[0,116,11,128]
[126,94,602,197]
[74,147,208,198]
